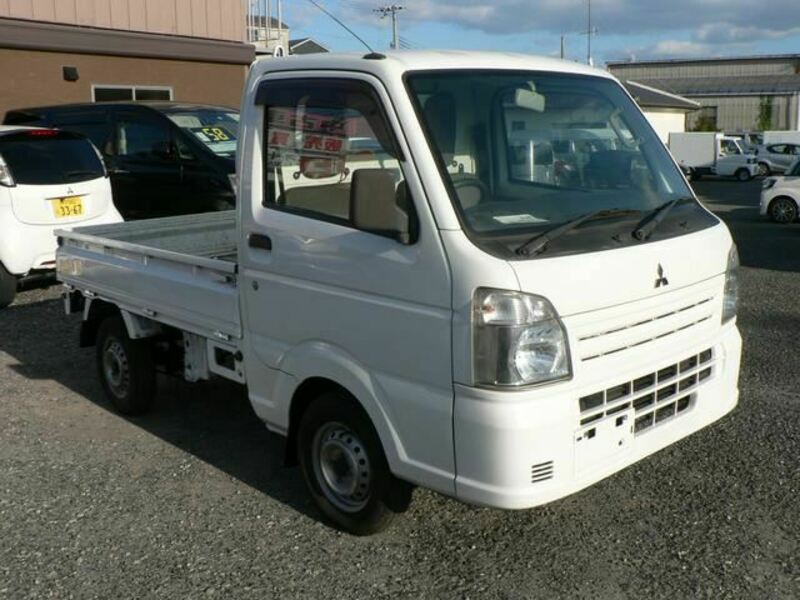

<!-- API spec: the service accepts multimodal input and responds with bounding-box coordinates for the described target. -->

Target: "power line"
[373,4,404,50]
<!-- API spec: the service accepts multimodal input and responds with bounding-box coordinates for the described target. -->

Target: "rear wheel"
[297,392,412,535]
[95,316,156,415]
[735,168,752,182]
[769,196,798,224]
[0,263,17,309]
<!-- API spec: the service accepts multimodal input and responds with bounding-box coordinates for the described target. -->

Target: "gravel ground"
[1,180,798,599]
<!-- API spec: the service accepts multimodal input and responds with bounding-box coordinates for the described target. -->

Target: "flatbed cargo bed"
[56,211,241,341]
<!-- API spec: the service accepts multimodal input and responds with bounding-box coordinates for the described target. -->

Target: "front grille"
[578,348,715,435]
[578,298,715,361]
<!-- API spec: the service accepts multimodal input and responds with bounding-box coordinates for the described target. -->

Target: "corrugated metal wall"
[0,0,246,42]
[684,95,798,131]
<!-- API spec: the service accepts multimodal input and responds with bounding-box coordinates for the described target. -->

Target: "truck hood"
[509,222,732,318]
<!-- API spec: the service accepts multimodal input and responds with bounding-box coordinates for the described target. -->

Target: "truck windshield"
[166,109,240,158]
[406,71,702,255]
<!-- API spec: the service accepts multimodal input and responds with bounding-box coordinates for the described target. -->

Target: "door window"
[260,79,411,232]
[114,118,175,161]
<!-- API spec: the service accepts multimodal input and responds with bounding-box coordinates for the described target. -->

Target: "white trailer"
[57,51,742,535]
[668,132,758,181]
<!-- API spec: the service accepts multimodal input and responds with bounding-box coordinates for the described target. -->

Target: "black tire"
[95,316,156,415]
[769,196,798,224]
[758,162,771,177]
[297,392,412,535]
[735,168,751,182]
[0,263,16,309]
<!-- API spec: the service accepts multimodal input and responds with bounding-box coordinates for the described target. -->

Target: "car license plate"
[51,196,84,218]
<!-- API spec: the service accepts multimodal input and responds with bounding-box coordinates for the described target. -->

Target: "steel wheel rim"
[772,199,796,223]
[103,338,130,399]
[758,163,769,177]
[312,422,371,513]
[738,170,749,181]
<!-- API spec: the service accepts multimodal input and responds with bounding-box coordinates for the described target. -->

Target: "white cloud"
[336,0,800,42]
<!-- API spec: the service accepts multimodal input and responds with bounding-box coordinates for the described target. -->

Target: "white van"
[0,126,121,307]
[57,52,742,534]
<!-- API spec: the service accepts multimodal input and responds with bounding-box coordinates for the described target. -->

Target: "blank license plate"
[51,196,84,218]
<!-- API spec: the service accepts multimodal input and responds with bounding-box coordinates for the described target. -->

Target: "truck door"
[239,74,455,487]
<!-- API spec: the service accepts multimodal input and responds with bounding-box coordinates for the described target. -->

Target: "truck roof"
[251,50,615,80]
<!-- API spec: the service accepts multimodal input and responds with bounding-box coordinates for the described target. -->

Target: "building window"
[92,85,173,102]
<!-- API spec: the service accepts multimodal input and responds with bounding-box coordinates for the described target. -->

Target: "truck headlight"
[722,245,739,324]
[472,288,571,387]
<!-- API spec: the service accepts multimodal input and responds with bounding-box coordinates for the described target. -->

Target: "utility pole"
[560,34,566,59]
[374,5,404,50]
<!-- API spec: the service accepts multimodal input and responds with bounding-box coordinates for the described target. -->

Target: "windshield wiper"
[632,197,694,241]
[516,208,641,257]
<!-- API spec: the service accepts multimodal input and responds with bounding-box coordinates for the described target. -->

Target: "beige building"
[0,0,255,117]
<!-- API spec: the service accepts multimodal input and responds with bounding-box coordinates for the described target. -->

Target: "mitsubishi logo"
[66,187,75,195]
[655,264,669,288]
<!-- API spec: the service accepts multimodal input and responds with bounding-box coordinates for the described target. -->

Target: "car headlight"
[762,178,776,190]
[722,245,739,325]
[472,288,571,387]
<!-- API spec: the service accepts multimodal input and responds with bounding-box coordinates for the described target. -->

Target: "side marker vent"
[531,461,554,484]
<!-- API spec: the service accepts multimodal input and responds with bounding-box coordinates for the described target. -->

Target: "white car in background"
[754,143,800,176]
[0,126,121,307]
[760,158,800,223]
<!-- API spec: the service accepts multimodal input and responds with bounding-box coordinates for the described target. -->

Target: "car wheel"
[0,263,17,309]
[735,168,752,182]
[95,316,157,415]
[769,197,798,224]
[297,392,412,535]
[758,162,771,177]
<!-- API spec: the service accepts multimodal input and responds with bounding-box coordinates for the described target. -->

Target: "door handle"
[248,233,272,251]
[107,168,130,175]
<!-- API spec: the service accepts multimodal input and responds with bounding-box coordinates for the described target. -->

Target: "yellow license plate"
[51,196,84,219]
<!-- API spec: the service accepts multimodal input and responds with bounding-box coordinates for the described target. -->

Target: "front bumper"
[453,324,742,509]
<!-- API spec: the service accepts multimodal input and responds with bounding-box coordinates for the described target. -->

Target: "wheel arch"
[277,343,407,473]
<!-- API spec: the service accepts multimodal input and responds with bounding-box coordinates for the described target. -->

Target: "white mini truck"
[57,52,742,534]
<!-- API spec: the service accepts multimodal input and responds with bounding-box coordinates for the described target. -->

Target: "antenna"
[305,0,374,53]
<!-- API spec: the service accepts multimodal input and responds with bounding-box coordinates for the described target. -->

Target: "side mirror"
[350,169,410,243]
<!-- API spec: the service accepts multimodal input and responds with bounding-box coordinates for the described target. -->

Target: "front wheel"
[735,168,752,182]
[95,316,156,415]
[769,196,798,224]
[297,393,412,535]
[758,162,771,177]
[0,263,16,309]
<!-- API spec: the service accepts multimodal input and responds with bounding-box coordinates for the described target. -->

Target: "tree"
[757,96,773,131]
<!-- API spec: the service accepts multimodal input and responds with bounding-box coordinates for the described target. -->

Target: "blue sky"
[284,0,800,64]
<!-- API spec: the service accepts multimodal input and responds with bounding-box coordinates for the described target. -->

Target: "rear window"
[0,130,105,185]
